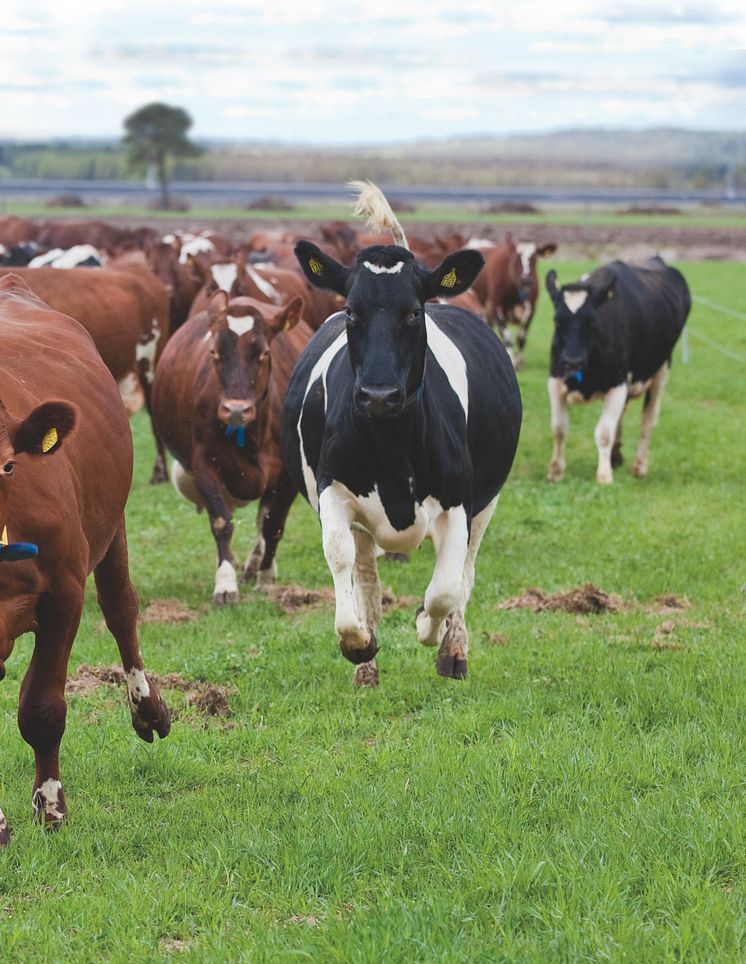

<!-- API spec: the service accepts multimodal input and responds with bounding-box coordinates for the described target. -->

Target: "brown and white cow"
[470,236,557,366]
[0,275,170,845]
[0,265,171,482]
[151,292,311,604]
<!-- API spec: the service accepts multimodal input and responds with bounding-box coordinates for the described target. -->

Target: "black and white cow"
[283,242,522,686]
[546,256,690,484]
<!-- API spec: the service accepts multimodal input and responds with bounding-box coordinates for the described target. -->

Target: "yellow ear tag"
[309,258,324,276]
[1,526,7,546]
[42,427,58,453]
[441,268,458,289]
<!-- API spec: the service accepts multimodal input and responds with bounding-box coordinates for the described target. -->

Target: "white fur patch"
[34,779,64,821]
[180,236,215,264]
[135,319,160,384]
[245,263,281,303]
[29,248,63,268]
[210,262,238,292]
[214,559,238,597]
[51,244,102,268]
[170,460,205,511]
[298,325,348,512]
[363,261,404,275]
[126,668,151,703]
[227,314,255,336]
[117,371,144,415]
[563,290,589,312]
[425,313,469,421]
[516,242,537,275]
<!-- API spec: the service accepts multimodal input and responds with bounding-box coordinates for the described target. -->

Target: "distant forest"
[1,128,745,190]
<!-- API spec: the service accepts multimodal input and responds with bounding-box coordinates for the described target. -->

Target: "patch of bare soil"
[481,631,510,646]
[498,583,626,614]
[66,665,234,716]
[267,584,335,612]
[381,589,418,610]
[652,621,681,650]
[647,594,691,614]
[140,598,200,624]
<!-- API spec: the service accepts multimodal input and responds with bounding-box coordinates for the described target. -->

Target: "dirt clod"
[66,665,234,715]
[652,621,681,650]
[498,583,626,614]
[140,598,200,624]
[187,686,233,717]
[267,584,335,612]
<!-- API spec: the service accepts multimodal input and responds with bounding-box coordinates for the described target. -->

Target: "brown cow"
[0,265,171,482]
[0,215,37,249]
[0,275,169,845]
[470,236,557,366]
[152,292,311,604]
[35,219,138,256]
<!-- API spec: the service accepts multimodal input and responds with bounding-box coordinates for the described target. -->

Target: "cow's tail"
[348,180,409,250]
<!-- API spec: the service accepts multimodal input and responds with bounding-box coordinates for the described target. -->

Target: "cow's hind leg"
[547,377,569,482]
[17,577,84,829]
[94,520,170,743]
[242,471,297,590]
[352,529,382,687]
[633,363,669,478]
[435,497,497,680]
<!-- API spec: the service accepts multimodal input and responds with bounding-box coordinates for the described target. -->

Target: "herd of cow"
[0,185,690,843]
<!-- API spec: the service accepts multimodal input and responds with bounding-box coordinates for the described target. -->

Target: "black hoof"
[342,633,378,665]
[436,652,468,680]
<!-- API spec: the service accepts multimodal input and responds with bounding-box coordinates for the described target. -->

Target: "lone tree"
[123,102,199,210]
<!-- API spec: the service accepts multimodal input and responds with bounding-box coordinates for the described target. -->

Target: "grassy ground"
[1,261,745,961]
[3,199,745,230]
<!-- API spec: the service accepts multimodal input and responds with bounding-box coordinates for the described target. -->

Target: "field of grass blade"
[1,259,745,961]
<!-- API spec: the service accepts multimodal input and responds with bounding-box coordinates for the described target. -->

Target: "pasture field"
[3,198,746,230]
[1,259,745,961]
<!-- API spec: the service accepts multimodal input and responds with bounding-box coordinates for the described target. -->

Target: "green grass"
[1,261,745,961]
[3,198,745,230]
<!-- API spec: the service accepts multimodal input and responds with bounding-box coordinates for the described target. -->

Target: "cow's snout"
[355,384,404,417]
[219,399,256,426]
[561,353,585,377]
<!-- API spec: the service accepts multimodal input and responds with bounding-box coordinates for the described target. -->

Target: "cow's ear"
[266,296,305,337]
[537,243,557,258]
[423,250,484,299]
[591,277,616,306]
[295,241,349,294]
[545,269,563,305]
[13,401,76,456]
[207,290,229,330]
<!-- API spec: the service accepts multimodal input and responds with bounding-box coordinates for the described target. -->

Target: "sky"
[2,0,745,143]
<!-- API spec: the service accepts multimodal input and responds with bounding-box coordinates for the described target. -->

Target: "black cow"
[545,256,690,484]
[283,242,522,686]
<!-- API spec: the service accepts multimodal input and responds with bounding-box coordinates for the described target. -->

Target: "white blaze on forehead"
[126,668,151,703]
[563,289,589,313]
[210,262,238,292]
[227,314,256,336]
[179,236,215,264]
[425,314,469,421]
[516,242,537,275]
[363,260,404,275]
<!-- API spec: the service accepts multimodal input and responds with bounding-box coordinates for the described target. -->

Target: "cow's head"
[516,242,557,296]
[546,270,615,383]
[296,241,484,417]
[206,291,304,430]
[0,398,76,570]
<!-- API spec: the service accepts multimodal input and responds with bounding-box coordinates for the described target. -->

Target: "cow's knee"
[18,695,66,753]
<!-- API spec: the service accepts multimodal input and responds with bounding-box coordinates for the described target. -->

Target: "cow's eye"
[210,347,220,360]
[3,461,15,475]
[407,307,422,325]
[344,306,357,324]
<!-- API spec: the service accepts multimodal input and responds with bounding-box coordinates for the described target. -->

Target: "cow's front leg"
[417,506,469,663]
[633,363,669,477]
[318,486,376,665]
[351,529,382,687]
[547,376,569,482]
[18,578,83,830]
[594,384,628,484]
[193,460,238,605]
